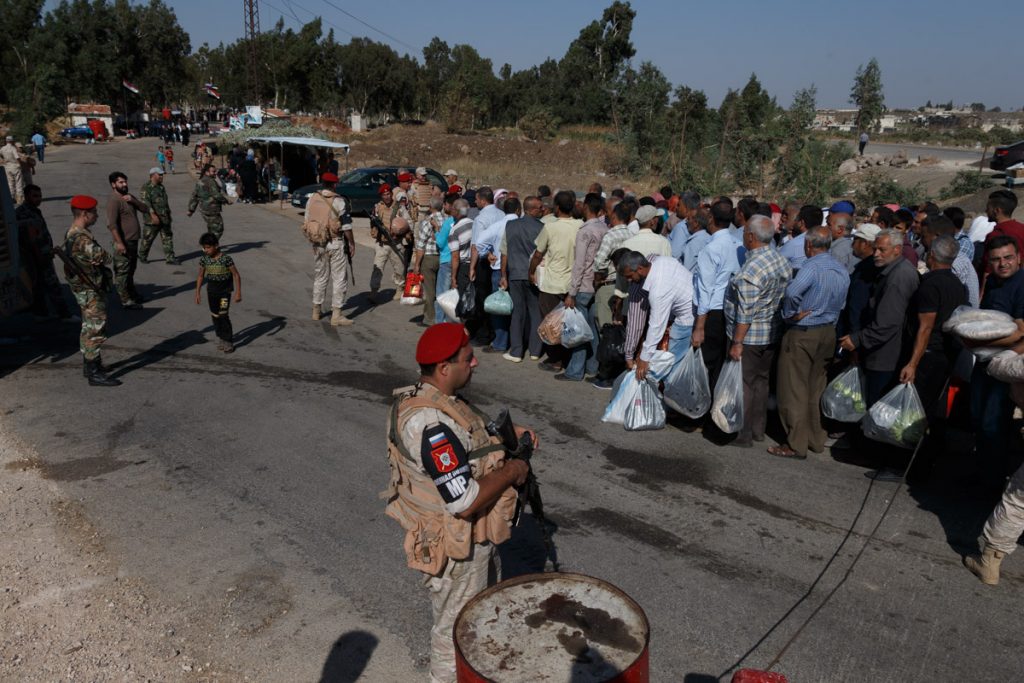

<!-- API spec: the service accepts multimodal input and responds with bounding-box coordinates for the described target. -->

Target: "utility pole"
[243,0,260,105]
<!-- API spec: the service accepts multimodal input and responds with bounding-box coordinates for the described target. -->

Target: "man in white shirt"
[622,205,672,258]
[618,251,695,380]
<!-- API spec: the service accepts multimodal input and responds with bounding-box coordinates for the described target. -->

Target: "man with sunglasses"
[62,195,121,386]
[383,323,537,682]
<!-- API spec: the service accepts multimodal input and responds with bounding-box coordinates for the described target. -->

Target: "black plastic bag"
[597,324,626,364]
[456,283,479,320]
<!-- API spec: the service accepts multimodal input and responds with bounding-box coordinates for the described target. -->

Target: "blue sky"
[48,0,1019,110]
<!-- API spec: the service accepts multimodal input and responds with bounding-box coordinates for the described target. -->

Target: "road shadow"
[0,316,80,378]
[341,291,378,320]
[224,240,270,254]
[106,328,210,377]
[233,315,286,349]
[319,630,378,683]
[41,194,73,202]
[136,280,195,302]
[498,511,560,577]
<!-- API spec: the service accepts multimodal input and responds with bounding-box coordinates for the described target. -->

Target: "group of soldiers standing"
[16,157,232,386]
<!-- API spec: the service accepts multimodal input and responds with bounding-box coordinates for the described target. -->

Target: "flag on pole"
[204,83,221,100]
[122,79,140,94]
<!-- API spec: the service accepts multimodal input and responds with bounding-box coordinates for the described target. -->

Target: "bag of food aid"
[820,365,867,423]
[861,382,927,449]
[400,272,424,305]
[437,289,459,321]
[624,377,666,431]
[663,348,712,418]
[483,289,513,315]
[561,306,593,348]
[710,359,744,434]
[538,304,566,346]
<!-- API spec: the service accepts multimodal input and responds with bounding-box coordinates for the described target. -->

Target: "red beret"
[447,184,463,196]
[321,172,338,183]
[416,323,470,365]
[378,183,392,195]
[769,203,781,214]
[70,195,98,210]
[397,172,414,183]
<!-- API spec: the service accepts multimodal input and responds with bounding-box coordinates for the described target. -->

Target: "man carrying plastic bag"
[615,251,694,380]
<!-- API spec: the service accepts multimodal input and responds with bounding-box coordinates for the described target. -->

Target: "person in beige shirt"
[1,136,26,203]
[529,190,582,371]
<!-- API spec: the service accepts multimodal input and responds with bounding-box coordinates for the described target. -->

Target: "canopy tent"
[249,136,351,206]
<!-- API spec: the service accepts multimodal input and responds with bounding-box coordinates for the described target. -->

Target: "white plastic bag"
[820,366,867,423]
[942,305,1012,334]
[710,359,744,434]
[602,371,639,425]
[624,377,666,431]
[663,348,711,418]
[561,306,593,348]
[437,289,460,321]
[861,382,927,449]
[647,350,678,381]
[225,181,238,198]
[987,349,1024,383]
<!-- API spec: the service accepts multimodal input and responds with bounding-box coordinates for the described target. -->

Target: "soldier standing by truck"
[188,163,231,240]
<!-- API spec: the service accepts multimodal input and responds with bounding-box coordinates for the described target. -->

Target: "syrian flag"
[122,79,140,94]
[204,83,221,100]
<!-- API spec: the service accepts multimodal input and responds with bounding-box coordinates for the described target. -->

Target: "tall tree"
[850,57,885,132]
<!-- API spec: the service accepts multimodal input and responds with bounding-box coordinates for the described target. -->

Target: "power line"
[280,0,357,40]
[317,0,419,52]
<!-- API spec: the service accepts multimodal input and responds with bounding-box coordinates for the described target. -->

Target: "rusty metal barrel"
[453,572,650,682]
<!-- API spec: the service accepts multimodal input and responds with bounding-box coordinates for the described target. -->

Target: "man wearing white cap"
[444,169,458,187]
[1,135,26,203]
[412,166,433,218]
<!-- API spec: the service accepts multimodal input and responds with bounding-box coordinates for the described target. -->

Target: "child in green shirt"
[195,232,241,352]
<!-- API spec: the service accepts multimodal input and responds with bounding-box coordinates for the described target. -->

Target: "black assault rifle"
[487,408,560,572]
[369,214,409,270]
[54,247,104,293]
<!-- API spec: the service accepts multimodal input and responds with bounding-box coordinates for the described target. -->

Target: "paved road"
[2,139,1021,681]
[839,140,989,165]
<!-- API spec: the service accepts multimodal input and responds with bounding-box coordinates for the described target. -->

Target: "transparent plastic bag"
[861,382,927,449]
[647,350,678,382]
[820,366,867,423]
[561,306,593,348]
[437,289,459,321]
[538,304,565,346]
[943,305,1017,341]
[483,289,513,315]
[663,348,711,418]
[624,377,666,431]
[602,371,638,425]
[710,359,744,434]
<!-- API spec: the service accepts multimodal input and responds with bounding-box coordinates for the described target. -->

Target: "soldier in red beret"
[383,322,538,682]
[303,171,355,325]
[62,195,121,386]
[371,182,412,302]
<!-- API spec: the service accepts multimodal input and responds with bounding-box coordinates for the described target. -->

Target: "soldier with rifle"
[303,172,355,326]
[383,323,543,683]
[60,195,120,386]
[370,183,411,303]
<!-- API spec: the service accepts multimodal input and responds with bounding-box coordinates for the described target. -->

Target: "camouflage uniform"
[16,202,71,317]
[371,199,412,293]
[139,180,176,262]
[63,224,112,360]
[188,176,229,239]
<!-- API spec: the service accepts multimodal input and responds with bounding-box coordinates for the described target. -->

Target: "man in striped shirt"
[771,227,850,459]
[724,216,791,447]
[447,199,475,302]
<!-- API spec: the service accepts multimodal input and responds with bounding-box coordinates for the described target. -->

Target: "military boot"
[84,359,122,387]
[312,305,323,321]
[331,308,353,327]
[963,544,1006,585]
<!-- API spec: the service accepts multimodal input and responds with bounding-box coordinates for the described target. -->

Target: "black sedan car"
[290,166,448,214]
[990,140,1024,172]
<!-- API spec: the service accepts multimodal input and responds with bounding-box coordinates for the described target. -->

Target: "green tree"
[850,57,885,132]
[614,61,670,172]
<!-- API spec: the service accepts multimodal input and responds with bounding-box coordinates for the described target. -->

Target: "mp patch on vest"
[421,423,472,505]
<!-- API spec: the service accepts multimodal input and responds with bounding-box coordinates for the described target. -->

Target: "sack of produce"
[861,382,927,449]
[710,359,744,434]
[820,366,867,422]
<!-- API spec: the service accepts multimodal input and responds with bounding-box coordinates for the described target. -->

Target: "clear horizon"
[43,0,1019,111]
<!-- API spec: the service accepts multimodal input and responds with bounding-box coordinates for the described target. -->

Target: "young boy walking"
[156,146,166,173]
[195,232,241,352]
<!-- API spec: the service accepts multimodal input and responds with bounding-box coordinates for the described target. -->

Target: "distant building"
[68,103,113,132]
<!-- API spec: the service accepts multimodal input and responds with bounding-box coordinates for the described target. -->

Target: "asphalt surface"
[2,139,1022,682]
[840,140,988,165]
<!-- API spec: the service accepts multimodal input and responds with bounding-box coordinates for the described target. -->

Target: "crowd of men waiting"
[359,178,1024,490]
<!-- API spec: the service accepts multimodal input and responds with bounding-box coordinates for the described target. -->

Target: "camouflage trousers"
[139,221,176,262]
[72,288,107,360]
[111,239,141,304]
[202,213,224,240]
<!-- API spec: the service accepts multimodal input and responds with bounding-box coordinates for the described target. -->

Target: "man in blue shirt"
[779,205,822,273]
[666,191,701,260]
[681,210,711,272]
[692,199,741,391]
[30,132,45,163]
[970,235,1024,489]
[770,227,850,459]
